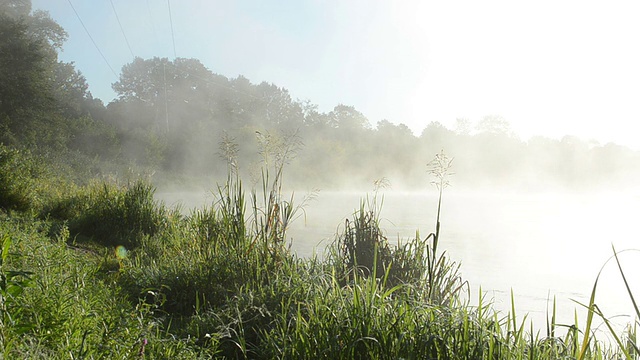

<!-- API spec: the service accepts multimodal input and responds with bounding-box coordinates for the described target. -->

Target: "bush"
[46,180,168,248]
[330,197,462,300]
[333,199,391,281]
[0,145,41,212]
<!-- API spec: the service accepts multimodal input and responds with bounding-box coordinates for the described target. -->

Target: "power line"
[66,0,118,78]
[68,0,259,103]
[109,0,134,58]
[167,0,177,58]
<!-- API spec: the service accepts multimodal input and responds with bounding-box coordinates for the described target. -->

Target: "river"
[158,189,640,338]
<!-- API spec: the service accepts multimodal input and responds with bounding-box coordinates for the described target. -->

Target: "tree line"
[2,0,639,191]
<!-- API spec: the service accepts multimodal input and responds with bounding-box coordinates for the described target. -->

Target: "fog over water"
[8,0,640,352]
[20,0,640,338]
[158,187,640,335]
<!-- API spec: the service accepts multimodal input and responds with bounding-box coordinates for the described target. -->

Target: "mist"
[106,56,640,334]
[6,1,640,353]
[104,57,640,195]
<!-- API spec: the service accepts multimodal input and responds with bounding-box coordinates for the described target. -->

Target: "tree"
[0,7,56,146]
[112,57,231,130]
[454,118,472,136]
[0,1,114,158]
[0,0,30,19]
[0,1,65,121]
[255,81,304,129]
[28,9,67,50]
[420,121,453,148]
[475,115,511,136]
[52,61,90,118]
[112,57,173,104]
[328,104,371,130]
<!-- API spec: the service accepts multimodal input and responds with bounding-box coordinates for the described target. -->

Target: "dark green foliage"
[332,196,467,305]
[1,1,119,161]
[0,157,635,358]
[0,145,57,212]
[3,1,640,356]
[0,231,34,344]
[0,215,216,358]
[0,12,50,123]
[336,200,391,281]
[0,146,37,211]
[47,180,167,248]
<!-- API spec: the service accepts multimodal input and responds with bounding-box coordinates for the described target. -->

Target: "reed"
[574,246,640,360]
[2,142,639,358]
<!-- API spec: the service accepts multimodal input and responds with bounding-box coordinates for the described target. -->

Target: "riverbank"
[1,152,637,358]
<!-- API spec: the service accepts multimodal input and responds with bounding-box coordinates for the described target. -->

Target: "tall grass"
[331,151,466,306]
[0,215,215,358]
[575,246,640,360]
[44,179,170,249]
[2,141,640,358]
[0,144,73,214]
[0,145,39,212]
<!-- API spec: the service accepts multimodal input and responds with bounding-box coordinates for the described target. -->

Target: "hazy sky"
[32,0,640,148]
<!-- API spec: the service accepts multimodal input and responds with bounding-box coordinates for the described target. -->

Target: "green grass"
[0,145,638,358]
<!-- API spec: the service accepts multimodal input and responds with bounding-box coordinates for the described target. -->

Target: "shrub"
[0,145,41,212]
[331,151,467,305]
[333,198,391,282]
[46,180,168,248]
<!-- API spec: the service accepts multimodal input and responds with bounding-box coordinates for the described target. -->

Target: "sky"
[31,0,640,149]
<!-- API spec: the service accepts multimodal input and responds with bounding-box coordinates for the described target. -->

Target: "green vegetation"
[4,1,640,192]
[0,143,638,359]
[2,1,640,358]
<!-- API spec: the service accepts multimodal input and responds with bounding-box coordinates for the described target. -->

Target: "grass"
[0,143,639,358]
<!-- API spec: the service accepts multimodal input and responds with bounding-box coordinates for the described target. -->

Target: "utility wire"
[109,0,134,58]
[167,0,177,58]
[66,0,118,77]
[71,0,254,101]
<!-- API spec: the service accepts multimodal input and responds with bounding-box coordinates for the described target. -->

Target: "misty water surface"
[158,189,640,335]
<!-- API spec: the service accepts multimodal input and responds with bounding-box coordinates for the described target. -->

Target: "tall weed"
[46,180,168,248]
[331,150,466,305]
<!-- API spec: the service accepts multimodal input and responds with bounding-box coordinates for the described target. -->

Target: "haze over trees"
[4,3,640,357]
[2,0,640,192]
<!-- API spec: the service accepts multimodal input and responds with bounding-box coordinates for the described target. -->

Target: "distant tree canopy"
[3,1,640,190]
[0,0,108,156]
[0,0,31,19]
[476,115,512,136]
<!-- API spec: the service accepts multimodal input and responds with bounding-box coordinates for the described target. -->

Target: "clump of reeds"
[7,135,640,358]
[249,130,303,266]
[336,197,392,282]
[331,150,467,306]
[44,179,169,249]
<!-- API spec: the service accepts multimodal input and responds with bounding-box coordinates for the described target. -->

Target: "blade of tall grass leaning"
[610,246,640,355]
[575,253,603,360]
[546,294,557,339]
[510,288,528,349]
[576,246,640,360]
[611,246,640,328]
